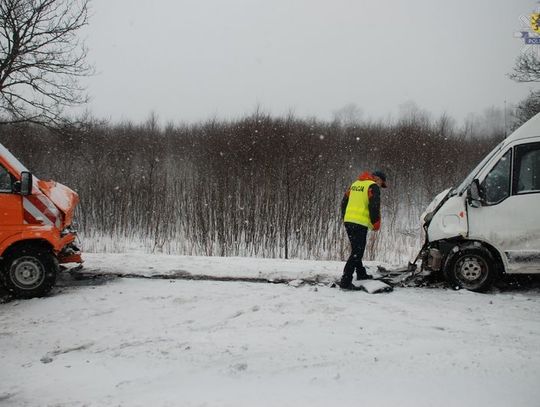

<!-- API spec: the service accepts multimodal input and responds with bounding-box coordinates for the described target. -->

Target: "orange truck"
[0,142,82,298]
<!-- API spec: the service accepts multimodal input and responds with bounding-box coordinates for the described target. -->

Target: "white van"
[421,113,540,291]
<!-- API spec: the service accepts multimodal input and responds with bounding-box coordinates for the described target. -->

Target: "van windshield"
[455,141,504,195]
[0,144,30,175]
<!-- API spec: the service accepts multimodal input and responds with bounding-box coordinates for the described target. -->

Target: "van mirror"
[467,179,482,207]
[20,171,33,195]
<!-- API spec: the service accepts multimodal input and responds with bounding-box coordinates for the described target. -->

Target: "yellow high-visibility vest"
[344,180,375,229]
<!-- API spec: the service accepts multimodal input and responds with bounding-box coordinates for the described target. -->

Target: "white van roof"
[506,112,540,144]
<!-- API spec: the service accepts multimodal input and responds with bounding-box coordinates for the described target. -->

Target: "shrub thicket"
[0,112,500,263]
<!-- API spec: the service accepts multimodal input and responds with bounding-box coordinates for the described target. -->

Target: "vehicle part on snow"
[351,279,393,293]
[331,278,393,293]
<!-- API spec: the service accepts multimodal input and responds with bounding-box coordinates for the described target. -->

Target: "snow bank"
[80,252,393,283]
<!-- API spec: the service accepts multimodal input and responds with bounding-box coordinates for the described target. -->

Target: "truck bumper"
[57,234,83,264]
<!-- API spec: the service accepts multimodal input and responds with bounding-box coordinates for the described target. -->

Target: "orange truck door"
[0,164,23,245]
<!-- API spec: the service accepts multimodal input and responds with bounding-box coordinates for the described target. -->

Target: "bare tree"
[0,0,91,126]
[332,103,363,126]
[513,90,540,129]
[461,107,507,140]
[510,53,540,83]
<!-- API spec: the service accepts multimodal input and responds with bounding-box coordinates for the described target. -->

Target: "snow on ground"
[1,253,540,406]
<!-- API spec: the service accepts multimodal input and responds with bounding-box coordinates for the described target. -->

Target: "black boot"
[339,275,353,289]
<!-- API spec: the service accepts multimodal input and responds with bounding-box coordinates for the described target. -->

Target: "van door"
[468,142,540,273]
[0,164,23,246]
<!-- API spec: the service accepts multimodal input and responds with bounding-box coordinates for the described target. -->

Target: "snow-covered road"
[1,254,540,406]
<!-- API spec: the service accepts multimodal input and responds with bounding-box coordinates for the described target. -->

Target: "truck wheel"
[445,247,497,292]
[2,247,58,298]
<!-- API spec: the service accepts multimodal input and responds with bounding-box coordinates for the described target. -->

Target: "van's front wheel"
[2,247,58,298]
[445,247,497,292]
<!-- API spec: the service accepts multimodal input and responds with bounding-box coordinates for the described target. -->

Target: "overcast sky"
[81,0,537,124]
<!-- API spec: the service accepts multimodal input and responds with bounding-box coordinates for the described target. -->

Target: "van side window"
[482,149,511,205]
[0,165,12,192]
[514,142,540,194]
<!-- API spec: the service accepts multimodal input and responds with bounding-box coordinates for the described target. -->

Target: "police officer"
[339,170,387,289]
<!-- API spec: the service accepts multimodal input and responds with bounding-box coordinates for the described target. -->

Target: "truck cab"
[0,143,82,298]
[421,113,540,291]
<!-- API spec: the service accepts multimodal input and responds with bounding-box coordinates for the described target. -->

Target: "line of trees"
[0,111,501,264]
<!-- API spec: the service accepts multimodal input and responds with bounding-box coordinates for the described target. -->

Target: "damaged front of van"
[420,115,540,291]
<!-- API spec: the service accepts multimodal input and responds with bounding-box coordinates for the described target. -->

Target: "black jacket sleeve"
[341,194,349,219]
[368,184,381,225]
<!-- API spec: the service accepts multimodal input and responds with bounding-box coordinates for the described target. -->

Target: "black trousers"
[340,222,369,287]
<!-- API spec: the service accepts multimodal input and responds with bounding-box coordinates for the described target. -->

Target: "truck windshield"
[455,141,505,195]
[0,144,30,175]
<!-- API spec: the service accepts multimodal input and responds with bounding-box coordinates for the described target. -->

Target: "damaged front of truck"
[0,143,82,298]
[33,178,83,264]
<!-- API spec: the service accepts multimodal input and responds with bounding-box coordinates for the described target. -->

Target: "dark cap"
[372,170,387,188]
